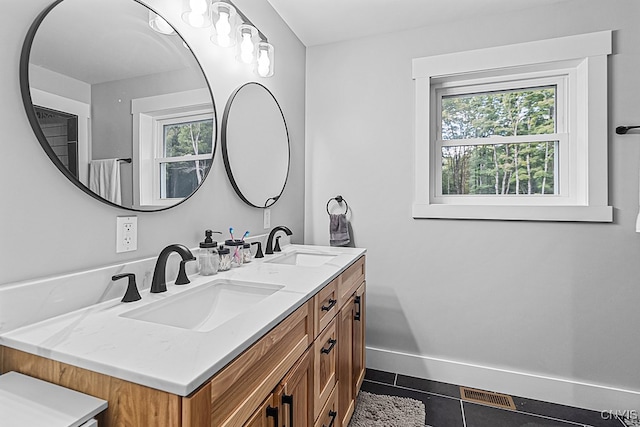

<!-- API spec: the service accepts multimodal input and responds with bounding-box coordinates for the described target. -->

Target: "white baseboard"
[366,346,640,412]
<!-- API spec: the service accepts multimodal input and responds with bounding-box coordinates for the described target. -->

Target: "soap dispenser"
[198,230,221,276]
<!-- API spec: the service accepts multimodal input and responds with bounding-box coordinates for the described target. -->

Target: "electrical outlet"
[263,208,271,229]
[116,216,137,253]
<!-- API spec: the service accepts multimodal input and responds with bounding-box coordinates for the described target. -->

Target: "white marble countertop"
[0,245,365,396]
[0,371,107,427]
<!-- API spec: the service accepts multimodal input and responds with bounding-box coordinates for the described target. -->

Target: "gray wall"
[305,0,640,405]
[0,0,305,284]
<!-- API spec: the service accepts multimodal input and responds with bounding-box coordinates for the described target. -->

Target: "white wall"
[0,0,305,284]
[306,0,640,410]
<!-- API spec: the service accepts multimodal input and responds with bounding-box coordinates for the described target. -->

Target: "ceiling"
[31,0,195,85]
[265,0,573,47]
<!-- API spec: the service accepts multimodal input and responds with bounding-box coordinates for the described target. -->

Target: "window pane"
[442,86,556,140]
[163,119,214,157]
[441,142,556,195]
[160,159,212,199]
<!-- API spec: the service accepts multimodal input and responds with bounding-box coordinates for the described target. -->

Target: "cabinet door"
[314,384,339,427]
[244,394,278,427]
[314,318,338,420]
[337,295,354,427]
[353,282,366,392]
[274,349,314,427]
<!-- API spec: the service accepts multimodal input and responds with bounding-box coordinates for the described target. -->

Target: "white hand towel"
[89,159,121,204]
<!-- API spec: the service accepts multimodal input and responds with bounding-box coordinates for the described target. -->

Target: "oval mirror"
[21,0,216,211]
[222,83,289,208]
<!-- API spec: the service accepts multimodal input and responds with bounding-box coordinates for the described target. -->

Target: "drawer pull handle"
[354,295,362,321]
[265,405,278,427]
[321,338,337,354]
[321,298,337,311]
[282,393,294,427]
[322,410,338,427]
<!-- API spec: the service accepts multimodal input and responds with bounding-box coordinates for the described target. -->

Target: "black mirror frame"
[19,0,218,212]
[221,82,290,209]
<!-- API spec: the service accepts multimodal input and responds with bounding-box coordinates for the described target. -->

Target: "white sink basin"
[120,280,283,332]
[267,251,337,267]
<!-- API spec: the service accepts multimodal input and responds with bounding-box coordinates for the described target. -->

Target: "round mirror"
[21,0,216,211]
[222,83,289,208]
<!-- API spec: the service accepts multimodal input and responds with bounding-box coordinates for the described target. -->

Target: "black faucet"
[265,226,292,255]
[112,273,142,303]
[150,244,196,293]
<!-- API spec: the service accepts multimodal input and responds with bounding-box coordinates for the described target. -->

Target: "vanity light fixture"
[182,0,212,28]
[211,1,237,47]
[237,24,258,64]
[182,0,275,77]
[256,41,274,77]
[148,11,175,35]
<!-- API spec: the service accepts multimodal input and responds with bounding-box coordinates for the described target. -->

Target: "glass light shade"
[181,0,211,28]
[148,11,175,35]
[210,2,237,47]
[256,42,274,77]
[236,24,258,64]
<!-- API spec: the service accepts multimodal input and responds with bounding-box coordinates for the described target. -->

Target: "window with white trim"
[154,112,213,202]
[413,31,613,222]
[132,89,214,208]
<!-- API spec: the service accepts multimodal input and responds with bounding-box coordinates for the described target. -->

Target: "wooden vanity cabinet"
[1,255,367,427]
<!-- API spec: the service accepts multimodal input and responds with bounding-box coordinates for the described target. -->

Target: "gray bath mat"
[349,391,426,427]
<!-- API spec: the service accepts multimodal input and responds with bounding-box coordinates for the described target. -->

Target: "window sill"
[412,204,613,222]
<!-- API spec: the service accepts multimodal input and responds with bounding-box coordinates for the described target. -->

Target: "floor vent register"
[460,387,516,410]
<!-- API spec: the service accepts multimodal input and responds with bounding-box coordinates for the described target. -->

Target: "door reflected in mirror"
[222,83,290,208]
[21,0,216,211]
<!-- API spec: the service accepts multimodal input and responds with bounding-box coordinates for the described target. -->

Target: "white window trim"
[412,31,613,222]
[131,88,213,208]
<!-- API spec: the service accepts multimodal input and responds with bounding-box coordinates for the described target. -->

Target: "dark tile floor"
[362,369,631,427]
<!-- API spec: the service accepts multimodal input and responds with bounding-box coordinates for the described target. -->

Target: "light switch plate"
[116,216,137,253]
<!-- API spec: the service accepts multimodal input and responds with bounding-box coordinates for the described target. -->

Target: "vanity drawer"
[313,317,338,420]
[313,279,338,338]
[314,383,338,427]
[337,256,365,310]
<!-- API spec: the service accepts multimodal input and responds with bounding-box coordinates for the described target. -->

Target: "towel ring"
[326,195,349,215]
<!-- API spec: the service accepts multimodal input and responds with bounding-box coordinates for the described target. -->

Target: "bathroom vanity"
[0,246,366,427]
